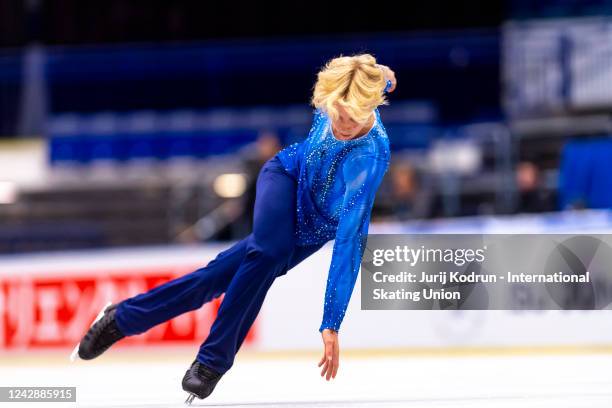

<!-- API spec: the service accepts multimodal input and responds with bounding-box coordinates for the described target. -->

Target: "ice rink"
[2,348,611,408]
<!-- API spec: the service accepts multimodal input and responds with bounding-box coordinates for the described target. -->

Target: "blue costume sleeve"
[319,153,388,332]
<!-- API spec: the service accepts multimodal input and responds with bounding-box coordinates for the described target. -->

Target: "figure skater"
[74,53,396,404]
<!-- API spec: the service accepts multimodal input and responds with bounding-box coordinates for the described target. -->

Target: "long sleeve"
[319,152,388,332]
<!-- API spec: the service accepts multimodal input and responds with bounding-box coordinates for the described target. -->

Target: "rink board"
[0,238,611,353]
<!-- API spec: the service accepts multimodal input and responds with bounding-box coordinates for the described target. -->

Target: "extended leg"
[196,158,319,374]
[115,237,249,336]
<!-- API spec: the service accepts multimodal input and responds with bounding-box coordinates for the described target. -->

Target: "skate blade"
[185,393,196,405]
[69,301,113,362]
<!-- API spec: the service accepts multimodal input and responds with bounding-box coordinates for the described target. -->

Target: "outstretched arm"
[317,152,388,381]
[320,153,388,333]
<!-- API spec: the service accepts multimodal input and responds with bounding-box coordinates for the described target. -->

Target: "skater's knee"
[261,247,292,265]
[246,238,293,266]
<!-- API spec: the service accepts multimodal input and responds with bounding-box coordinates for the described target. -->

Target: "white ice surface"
[1,351,611,408]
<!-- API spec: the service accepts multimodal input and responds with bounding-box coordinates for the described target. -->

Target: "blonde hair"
[310,53,389,124]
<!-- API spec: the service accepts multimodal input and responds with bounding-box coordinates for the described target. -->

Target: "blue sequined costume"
[114,79,393,375]
[276,104,391,332]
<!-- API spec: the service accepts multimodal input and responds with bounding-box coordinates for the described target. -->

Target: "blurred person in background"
[175,130,282,243]
[515,161,556,213]
[389,161,432,220]
[73,53,396,403]
[373,160,434,221]
[237,130,282,237]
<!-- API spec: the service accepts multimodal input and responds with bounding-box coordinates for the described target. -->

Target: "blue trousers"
[114,156,324,374]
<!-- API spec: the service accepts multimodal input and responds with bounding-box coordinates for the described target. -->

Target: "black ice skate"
[70,301,126,361]
[182,360,223,404]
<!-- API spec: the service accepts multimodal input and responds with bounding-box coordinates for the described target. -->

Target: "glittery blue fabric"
[384,79,392,93]
[276,107,391,332]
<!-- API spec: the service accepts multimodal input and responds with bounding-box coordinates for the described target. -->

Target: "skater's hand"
[376,64,397,93]
[318,329,339,381]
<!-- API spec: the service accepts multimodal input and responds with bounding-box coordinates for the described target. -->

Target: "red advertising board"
[0,266,258,350]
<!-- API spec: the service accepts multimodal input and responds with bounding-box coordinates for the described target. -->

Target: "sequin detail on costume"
[276,107,390,332]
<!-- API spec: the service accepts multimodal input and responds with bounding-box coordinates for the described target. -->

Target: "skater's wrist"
[383,79,392,93]
[376,64,396,93]
[319,324,339,333]
[325,328,338,334]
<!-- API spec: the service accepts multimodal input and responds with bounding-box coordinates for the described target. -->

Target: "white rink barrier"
[0,239,611,352]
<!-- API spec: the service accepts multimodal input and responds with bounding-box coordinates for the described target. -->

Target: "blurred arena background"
[1,1,612,406]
